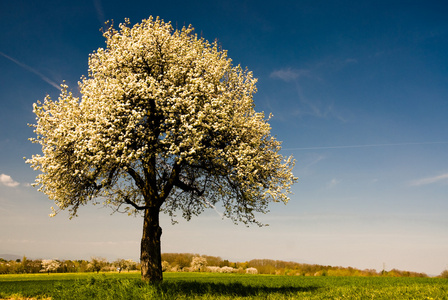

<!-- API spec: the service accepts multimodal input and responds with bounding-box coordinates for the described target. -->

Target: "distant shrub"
[207,266,221,273]
[40,259,60,274]
[439,270,448,278]
[190,256,208,272]
[246,267,258,274]
[220,266,236,273]
[162,261,170,272]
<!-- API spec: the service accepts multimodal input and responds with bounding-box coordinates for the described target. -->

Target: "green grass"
[1,272,447,299]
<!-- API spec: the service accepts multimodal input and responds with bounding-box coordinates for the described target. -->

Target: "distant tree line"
[161,253,255,274]
[1,254,439,277]
[246,259,431,277]
[0,256,138,274]
[161,254,430,277]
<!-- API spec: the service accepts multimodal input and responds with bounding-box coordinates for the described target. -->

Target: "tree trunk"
[140,206,163,282]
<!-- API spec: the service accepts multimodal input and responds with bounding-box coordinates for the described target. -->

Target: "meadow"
[1,272,447,299]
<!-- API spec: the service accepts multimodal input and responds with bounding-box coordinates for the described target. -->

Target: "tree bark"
[140,206,163,282]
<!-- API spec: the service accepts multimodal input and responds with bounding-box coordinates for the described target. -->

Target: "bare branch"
[126,167,145,190]
[124,196,150,211]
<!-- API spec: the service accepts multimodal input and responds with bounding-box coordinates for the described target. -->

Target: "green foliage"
[0,257,140,275]
[162,253,196,270]
[1,272,448,299]
[440,270,448,279]
[246,259,429,277]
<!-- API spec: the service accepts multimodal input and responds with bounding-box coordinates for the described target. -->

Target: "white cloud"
[269,66,347,122]
[327,178,340,189]
[0,174,20,187]
[344,58,358,64]
[270,68,310,82]
[410,173,448,186]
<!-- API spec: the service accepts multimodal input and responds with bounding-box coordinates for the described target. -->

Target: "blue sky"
[1,0,448,275]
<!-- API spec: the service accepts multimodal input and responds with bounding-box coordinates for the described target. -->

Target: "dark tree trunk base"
[140,207,163,282]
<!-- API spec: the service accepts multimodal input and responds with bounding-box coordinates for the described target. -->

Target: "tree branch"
[174,177,205,197]
[159,161,182,203]
[91,167,117,190]
[124,196,150,211]
[127,167,145,190]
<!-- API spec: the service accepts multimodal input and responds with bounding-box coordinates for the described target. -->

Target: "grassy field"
[1,272,447,299]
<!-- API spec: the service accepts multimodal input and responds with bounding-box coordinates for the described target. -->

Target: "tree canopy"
[27,17,296,282]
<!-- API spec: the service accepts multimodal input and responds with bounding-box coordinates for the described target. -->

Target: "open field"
[1,272,447,299]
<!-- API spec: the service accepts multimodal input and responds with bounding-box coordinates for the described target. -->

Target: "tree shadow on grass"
[159,281,320,297]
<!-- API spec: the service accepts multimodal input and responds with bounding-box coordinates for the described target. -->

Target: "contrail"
[93,0,106,26]
[283,141,448,151]
[0,51,60,90]
[200,196,223,218]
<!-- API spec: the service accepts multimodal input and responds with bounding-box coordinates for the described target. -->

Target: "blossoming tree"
[40,259,60,274]
[27,17,296,282]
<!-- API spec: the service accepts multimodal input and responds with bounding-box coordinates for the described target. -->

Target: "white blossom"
[40,259,60,273]
[26,16,297,282]
[27,16,296,224]
[190,256,207,272]
[219,266,236,273]
[246,267,258,274]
